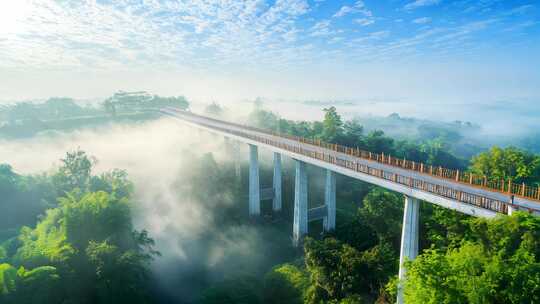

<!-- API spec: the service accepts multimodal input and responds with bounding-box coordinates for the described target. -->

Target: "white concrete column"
[273,152,282,212]
[234,144,241,180]
[293,160,308,246]
[249,145,260,216]
[397,196,420,304]
[323,169,336,232]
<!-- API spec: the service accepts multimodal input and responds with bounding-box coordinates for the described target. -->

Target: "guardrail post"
[397,196,420,304]
[273,152,282,212]
[293,160,308,247]
[323,170,336,232]
[249,145,260,216]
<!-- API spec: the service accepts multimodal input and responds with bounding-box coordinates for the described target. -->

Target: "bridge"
[160,107,540,304]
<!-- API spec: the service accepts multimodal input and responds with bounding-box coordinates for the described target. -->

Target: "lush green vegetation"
[0,151,158,304]
[470,146,540,186]
[1,103,539,303]
[405,213,540,304]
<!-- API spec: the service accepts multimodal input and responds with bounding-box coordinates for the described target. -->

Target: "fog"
[0,117,288,303]
[244,98,540,138]
[0,96,538,301]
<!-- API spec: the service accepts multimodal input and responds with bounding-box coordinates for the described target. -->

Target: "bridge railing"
[165,109,540,214]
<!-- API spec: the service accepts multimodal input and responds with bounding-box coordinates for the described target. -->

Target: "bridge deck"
[161,108,540,217]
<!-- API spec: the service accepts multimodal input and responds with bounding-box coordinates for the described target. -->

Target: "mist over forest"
[1,93,539,303]
[1,0,540,302]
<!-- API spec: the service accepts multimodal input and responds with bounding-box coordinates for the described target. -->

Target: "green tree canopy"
[405,212,540,304]
[1,151,157,304]
[262,264,309,304]
[322,106,344,142]
[469,146,540,185]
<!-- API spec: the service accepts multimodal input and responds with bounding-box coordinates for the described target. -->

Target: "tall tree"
[322,106,343,142]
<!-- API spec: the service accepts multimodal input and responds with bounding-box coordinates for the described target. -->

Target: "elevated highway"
[160,107,540,304]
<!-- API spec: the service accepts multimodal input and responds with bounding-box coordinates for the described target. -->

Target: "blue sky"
[0,0,539,113]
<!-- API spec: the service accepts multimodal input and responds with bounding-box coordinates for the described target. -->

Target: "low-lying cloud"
[0,117,279,303]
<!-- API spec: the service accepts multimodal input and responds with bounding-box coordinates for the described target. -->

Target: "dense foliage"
[405,212,540,303]
[0,151,157,304]
[1,103,539,303]
[470,146,540,185]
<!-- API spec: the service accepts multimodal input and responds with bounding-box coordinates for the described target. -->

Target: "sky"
[0,0,539,112]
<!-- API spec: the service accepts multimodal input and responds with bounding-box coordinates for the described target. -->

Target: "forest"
[1,99,539,303]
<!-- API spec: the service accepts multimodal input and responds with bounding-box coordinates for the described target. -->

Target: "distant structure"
[161,107,540,304]
[103,91,188,116]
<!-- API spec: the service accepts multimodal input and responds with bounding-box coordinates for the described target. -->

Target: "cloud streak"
[404,0,441,10]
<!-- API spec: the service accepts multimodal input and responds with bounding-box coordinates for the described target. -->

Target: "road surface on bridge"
[161,107,540,218]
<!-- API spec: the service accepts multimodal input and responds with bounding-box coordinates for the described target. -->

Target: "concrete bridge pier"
[224,137,241,180]
[323,170,336,232]
[249,144,260,216]
[273,152,282,212]
[234,143,241,180]
[397,196,420,304]
[293,159,308,246]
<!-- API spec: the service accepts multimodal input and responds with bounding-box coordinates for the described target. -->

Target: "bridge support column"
[273,153,282,212]
[323,170,336,232]
[293,160,308,247]
[397,196,420,304]
[249,144,260,216]
[234,144,241,180]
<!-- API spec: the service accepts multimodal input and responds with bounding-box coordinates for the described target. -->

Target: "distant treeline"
[0,92,189,138]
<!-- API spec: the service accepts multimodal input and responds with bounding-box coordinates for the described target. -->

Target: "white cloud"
[413,17,432,24]
[503,20,539,32]
[404,0,441,10]
[333,1,371,18]
[0,0,313,71]
[333,6,355,18]
[504,4,534,16]
[310,19,333,36]
[329,36,345,44]
[354,18,375,26]
[353,30,389,43]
